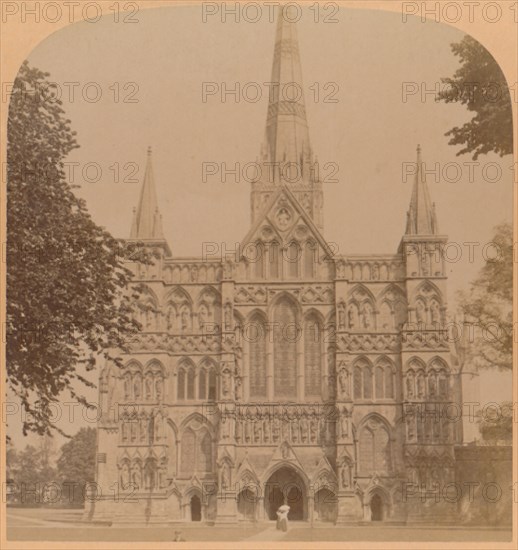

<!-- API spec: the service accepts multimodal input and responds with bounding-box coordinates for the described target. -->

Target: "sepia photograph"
[1,0,516,547]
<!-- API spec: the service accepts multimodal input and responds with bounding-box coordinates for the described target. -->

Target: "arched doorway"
[190,494,201,521]
[237,488,257,521]
[370,493,383,521]
[264,466,307,521]
[314,488,338,522]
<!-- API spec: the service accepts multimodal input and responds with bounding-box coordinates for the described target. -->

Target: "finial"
[417,144,421,154]
[147,146,152,156]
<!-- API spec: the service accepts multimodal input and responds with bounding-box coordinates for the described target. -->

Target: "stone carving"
[337,363,350,399]
[224,302,233,330]
[221,367,234,399]
[234,286,267,304]
[221,462,231,489]
[337,333,399,352]
[300,285,334,304]
[338,302,346,330]
[341,461,351,489]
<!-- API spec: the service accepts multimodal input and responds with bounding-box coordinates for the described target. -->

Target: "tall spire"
[262,4,311,177]
[405,145,438,235]
[130,147,164,240]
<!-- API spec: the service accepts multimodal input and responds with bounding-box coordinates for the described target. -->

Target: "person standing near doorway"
[276,503,290,532]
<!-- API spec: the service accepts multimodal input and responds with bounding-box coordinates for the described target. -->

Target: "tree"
[437,35,513,159]
[458,222,512,370]
[13,443,57,506]
[477,401,513,442]
[56,427,97,506]
[7,61,145,436]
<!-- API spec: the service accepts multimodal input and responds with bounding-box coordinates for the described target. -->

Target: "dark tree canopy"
[7,61,143,436]
[437,35,513,159]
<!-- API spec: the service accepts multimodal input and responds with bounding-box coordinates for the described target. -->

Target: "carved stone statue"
[223,260,233,279]
[224,303,232,330]
[430,301,440,325]
[309,416,317,442]
[120,463,130,489]
[341,462,351,489]
[361,302,373,329]
[221,463,231,489]
[338,306,346,330]
[281,442,290,459]
[254,419,262,443]
[338,365,349,399]
[348,307,357,329]
[406,376,414,398]
[340,409,349,437]
[221,368,233,398]
[416,301,426,324]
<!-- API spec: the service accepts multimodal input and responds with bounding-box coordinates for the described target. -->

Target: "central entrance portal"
[264,467,307,521]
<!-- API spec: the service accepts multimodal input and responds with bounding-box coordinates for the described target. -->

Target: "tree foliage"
[477,401,513,442]
[437,35,513,159]
[458,222,512,370]
[57,427,97,505]
[7,61,143,436]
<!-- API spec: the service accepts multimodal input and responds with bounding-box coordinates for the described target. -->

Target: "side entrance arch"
[190,494,201,521]
[366,489,389,521]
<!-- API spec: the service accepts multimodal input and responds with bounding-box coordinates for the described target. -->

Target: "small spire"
[130,147,164,240]
[405,144,437,236]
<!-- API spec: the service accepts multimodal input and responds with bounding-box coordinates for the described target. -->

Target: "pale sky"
[8,5,513,449]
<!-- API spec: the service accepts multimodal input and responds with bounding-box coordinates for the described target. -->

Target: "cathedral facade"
[90,11,466,524]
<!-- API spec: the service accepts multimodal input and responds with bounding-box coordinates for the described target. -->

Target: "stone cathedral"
[90,11,473,525]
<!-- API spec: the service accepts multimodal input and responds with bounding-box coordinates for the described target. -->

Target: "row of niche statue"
[141,301,234,332]
[120,412,165,444]
[119,457,168,491]
[220,408,352,445]
[337,300,441,331]
[338,303,375,330]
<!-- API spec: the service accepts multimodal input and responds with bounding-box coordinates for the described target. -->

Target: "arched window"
[208,369,217,401]
[187,368,195,400]
[180,426,212,476]
[287,242,299,278]
[438,369,449,399]
[177,368,186,400]
[353,367,362,399]
[124,373,132,401]
[304,241,316,278]
[274,298,297,398]
[254,242,264,279]
[304,314,321,397]
[359,417,391,474]
[249,314,267,399]
[198,431,212,472]
[363,365,373,399]
[198,369,207,400]
[384,364,394,398]
[375,366,384,398]
[180,429,196,476]
[269,241,280,279]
